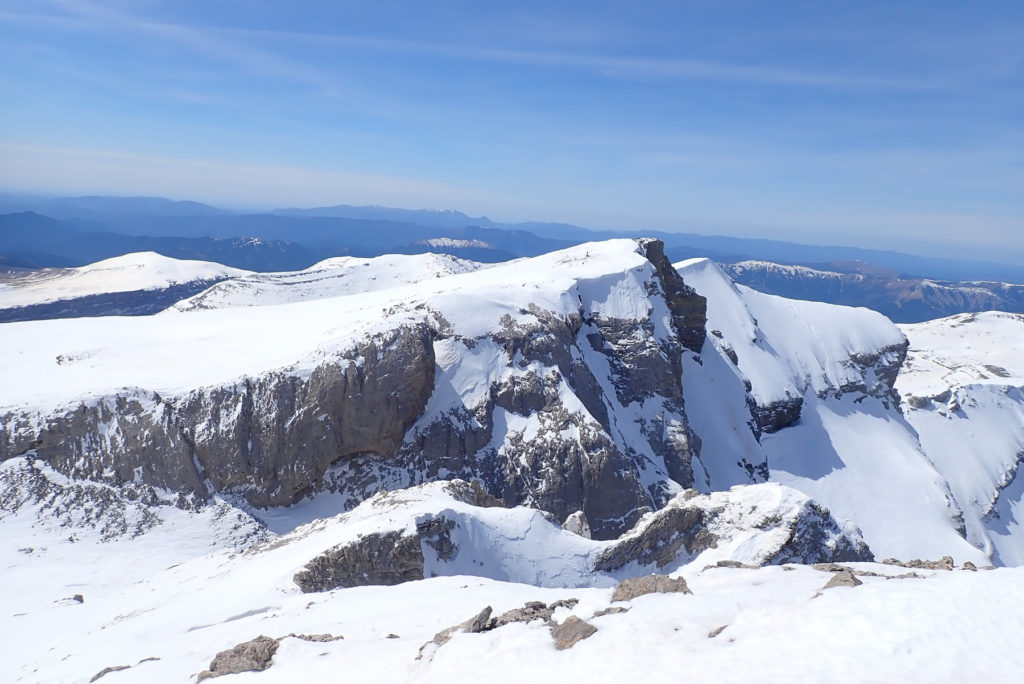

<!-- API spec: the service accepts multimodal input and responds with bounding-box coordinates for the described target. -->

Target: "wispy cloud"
[11,1,942,92]
[31,0,346,96]
[214,26,944,90]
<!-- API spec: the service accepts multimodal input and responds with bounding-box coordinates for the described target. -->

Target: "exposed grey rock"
[707,625,728,639]
[881,556,955,571]
[639,238,707,354]
[550,616,598,650]
[592,606,629,617]
[749,397,803,436]
[963,561,978,571]
[422,599,588,660]
[596,486,872,575]
[293,530,424,593]
[713,560,757,569]
[284,633,344,643]
[611,574,691,602]
[464,606,494,634]
[418,606,493,659]
[197,635,279,681]
[417,516,457,562]
[90,665,131,682]
[1,324,437,509]
[493,601,557,628]
[562,510,592,539]
[0,457,267,550]
[766,501,873,565]
[822,569,862,589]
[595,506,711,572]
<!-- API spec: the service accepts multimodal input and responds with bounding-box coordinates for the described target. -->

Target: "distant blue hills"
[1,193,1022,286]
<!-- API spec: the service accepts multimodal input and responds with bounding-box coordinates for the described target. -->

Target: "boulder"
[197,635,279,681]
[550,616,598,650]
[612,574,691,602]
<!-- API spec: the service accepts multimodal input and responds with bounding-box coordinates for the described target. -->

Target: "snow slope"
[0,252,248,309]
[171,252,486,312]
[897,312,1024,565]
[1,484,1018,684]
[0,242,640,409]
[675,258,985,564]
[677,258,905,407]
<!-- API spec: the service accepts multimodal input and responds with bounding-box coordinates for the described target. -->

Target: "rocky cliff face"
[0,240,708,540]
[1,324,436,508]
[284,480,871,593]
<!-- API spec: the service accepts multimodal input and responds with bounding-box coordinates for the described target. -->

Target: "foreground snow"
[2,516,1018,684]
[0,467,1015,683]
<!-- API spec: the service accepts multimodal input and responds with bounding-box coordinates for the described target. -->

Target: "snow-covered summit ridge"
[416,237,493,249]
[0,251,248,309]
[0,239,655,408]
[675,257,906,407]
[171,252,487,312]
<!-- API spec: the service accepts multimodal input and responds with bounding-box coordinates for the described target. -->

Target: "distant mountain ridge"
[726,260,1024,323]
[1,192,1022,284]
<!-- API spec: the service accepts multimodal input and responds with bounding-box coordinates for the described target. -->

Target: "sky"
[0,1,1022,262]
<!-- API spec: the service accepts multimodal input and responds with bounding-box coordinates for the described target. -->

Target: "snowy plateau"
[1,239,1023,683]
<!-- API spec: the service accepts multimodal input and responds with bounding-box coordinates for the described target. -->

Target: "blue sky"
[1,1,1021,261]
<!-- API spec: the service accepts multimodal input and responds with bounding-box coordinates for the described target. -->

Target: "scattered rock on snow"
[881,556,955,571]
[550,616,598,650]
[284,633,344,643]
[711,560,757,569]
[707,625,728,639]
[592,606,630,618]
[90,665,131,682]
[197,635,279,681]
[612,574,691,602]
[419,605,494,658]
[822,569,862,589]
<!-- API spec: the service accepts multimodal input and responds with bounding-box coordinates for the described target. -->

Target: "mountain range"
[2,239,1023,681]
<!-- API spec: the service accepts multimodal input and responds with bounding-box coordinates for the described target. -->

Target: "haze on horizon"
[0,1,1021,264]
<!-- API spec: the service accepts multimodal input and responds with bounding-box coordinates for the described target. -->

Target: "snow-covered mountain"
[171,253,486,312]
[897,312,1024,566]
[0,252,248,322]
[2,239,1023,682]
[725,259,1024,323]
